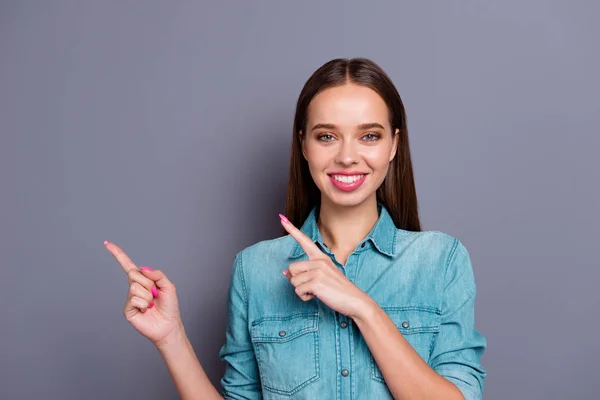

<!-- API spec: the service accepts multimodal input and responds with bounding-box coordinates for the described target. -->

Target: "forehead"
[307,84,389,128]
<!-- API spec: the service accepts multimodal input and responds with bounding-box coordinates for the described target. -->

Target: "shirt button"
[340,321,348,328]
[279,331,286,337]
[401,321,409,329]
[341,369,349,377]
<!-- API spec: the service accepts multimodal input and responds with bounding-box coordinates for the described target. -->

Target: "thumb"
[139,266,176,293]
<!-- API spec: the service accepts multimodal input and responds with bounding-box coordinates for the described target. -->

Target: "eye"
[362,132,381,142]
[317,133,335,142]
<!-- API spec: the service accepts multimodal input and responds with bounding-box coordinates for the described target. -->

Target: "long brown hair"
[284,58,421,232]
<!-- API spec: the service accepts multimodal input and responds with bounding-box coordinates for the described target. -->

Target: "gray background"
[1,1,598,399]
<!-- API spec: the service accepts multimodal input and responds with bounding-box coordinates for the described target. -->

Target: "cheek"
[304,143,332,170]
[361,146,393,171]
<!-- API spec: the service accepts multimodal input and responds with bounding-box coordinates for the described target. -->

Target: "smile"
[328,174,367,192]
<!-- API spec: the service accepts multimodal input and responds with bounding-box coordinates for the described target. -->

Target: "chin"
[322,189,373,209]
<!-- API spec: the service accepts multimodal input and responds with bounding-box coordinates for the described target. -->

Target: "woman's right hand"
[104,240,183,346]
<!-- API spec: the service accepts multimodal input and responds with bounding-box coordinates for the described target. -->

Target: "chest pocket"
[371,306,441,383]
[251,312,320,395]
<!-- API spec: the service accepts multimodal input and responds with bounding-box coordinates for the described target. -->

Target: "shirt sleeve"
[430,239,487,400]
[218,252,262,399]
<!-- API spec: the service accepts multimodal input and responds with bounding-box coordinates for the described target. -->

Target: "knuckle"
[132,296,146,307]
[140,277,153,290]
[127,269,139,280]
[127,298,136,309]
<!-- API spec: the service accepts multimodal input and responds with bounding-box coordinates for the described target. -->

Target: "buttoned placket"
[321,240,369,400]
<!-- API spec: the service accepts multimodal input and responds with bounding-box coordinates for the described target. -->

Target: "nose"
[334,140,359,166]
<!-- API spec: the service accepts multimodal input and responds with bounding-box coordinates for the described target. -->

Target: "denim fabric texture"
[219,204,487,399]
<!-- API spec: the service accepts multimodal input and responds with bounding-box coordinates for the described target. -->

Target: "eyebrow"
[310,122,386,132]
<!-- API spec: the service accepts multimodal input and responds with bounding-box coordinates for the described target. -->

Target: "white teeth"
[332,174,365,183]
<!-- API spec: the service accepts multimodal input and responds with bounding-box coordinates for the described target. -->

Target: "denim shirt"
[219,205,487,399]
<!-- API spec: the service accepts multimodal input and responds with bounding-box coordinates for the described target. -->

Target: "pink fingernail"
[279,214,289,224]
[148,301,154,308]
[103,240,109,246]
[152,286,158,297]
[140,266,153,271]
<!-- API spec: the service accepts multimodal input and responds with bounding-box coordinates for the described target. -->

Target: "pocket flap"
[251,312,318,343]
[382,306,440,334]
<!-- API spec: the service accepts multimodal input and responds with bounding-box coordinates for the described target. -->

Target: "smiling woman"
[285,60,421,236]
[106,58,487,400]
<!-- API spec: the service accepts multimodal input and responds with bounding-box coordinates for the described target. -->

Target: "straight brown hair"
[284,58,421,232]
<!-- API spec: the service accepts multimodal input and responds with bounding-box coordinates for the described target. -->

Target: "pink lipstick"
[328,171,367,192]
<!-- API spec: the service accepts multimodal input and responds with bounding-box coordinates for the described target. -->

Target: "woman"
[105,58,487,399]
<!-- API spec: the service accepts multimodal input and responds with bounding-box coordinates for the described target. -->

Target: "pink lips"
[328,173,367,192]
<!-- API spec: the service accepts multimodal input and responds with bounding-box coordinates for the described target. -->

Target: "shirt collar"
[289,203,397,258]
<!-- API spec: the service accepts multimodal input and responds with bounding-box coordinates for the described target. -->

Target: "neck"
[317,195,379,252]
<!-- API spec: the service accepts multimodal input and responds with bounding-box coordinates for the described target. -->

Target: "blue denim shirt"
[219,205,487,399]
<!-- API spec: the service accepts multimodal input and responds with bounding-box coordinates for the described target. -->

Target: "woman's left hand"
[279,214,373,319]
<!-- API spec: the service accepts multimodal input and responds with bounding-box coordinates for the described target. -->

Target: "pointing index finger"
[104,241,138,274]
[279,214,324,260]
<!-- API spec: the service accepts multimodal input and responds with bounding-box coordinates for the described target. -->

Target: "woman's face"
[302,83,398,208]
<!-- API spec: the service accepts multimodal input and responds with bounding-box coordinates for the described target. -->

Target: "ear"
[389,128,400,162]
[299,130,308,160]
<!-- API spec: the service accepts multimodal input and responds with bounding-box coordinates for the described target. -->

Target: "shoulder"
[404,229,477,284]
[394,230,477,298]
[228,234,300,298]
[231,234,298,275]
[395,229,474,274]
[397,228,465,258]
[236,234,296,260]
